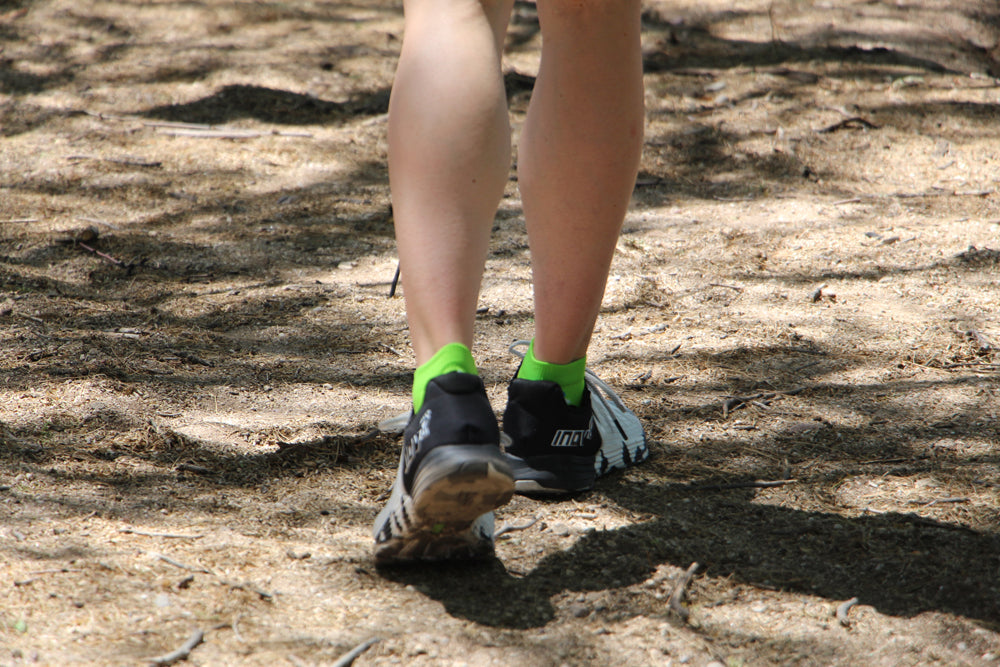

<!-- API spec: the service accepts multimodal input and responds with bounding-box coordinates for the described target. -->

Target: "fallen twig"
[152,552,213,575]
[816,117,880,133]
[910,497,969,507]
[142,120,215,130]
[495,516,538,538]
[220,579,275,602]
[157,127,312,139]
[176,463,214,475]
[77,241,125,267]
[388,263,401,297]
[668,562,700,621]
[67,155,162,168]
[332,638,380,667]
[722,393,775,416]
[0,218,38,224]
[147,629,204,666]
[232,614,245,644]
[689,479,797,492]
[121,528,205,539]
[836,597,859,627]
[379,342,403,357]
[942,362,999,371]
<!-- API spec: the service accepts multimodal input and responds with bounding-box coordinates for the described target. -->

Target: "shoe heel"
[412,445,514,527]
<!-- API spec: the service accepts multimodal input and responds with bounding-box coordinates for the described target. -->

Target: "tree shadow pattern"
[1,0,999,646]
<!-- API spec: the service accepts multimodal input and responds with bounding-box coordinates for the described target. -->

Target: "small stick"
[121,529,205,539]
[176,463,214,475]
[668,562,700,621]
[77,241,125,266]
[146,629,204,666]
[831,198,862,206]
[388,263,401,297]
[690,479,797,492]
[221,579,274,601]
[379,342,403,357]
[809,284,827,302]
[942,362,1000,370]
[911,497,969,507]
[332,638,380,667]
[836,597,859,626]
[67,155,162,168]
[709,283,744,291]
[158,129,261,139]
[0,218,38,224]
[143,120,215,130]
[152,552,213,575]
[232,614,245,644]
[816,117,880,133]
[158,128,312,139]
[495,517,539,538]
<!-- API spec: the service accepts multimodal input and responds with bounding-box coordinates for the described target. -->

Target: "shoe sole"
[374,445,514,564]
[505,453,596,496]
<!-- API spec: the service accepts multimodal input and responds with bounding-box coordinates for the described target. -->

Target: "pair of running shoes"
[373,341,649,564]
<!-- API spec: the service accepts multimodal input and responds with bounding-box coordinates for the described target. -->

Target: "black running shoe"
[373,373,515,564]
[502,378,602,495]
[502,340,650,496]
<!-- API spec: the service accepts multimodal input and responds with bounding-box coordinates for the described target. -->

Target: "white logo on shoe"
[403,409,432,473]
[550,416,595,448]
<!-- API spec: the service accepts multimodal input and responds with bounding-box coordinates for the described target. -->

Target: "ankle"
[515,339,586,406]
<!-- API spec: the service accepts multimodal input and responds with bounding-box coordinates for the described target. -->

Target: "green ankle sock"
[516,339,586,406]
[412,342,478,411]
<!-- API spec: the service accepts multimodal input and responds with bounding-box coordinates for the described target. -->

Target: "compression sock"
[515,339,586,406]
[412,342,478,412]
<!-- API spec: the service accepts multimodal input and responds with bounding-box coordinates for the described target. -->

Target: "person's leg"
[389,0,515,369]
[518,0,645,366]
[502,0,647,495]
[374,0,518,563]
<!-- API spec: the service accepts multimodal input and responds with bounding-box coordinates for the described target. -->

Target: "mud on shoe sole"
[374,445,514,565]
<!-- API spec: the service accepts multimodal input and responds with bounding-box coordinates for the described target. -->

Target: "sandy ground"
[2,0,999,665]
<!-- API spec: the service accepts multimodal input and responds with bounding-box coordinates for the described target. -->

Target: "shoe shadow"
[378,480,1000,629]
[377,557,558,629]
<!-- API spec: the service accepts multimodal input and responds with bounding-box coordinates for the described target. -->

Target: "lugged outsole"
[374,446,514,565]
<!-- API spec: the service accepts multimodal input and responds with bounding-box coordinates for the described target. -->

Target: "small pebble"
[550,523,570,537]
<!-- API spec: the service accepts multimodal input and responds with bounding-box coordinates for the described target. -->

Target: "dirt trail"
[2,1,999,665]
